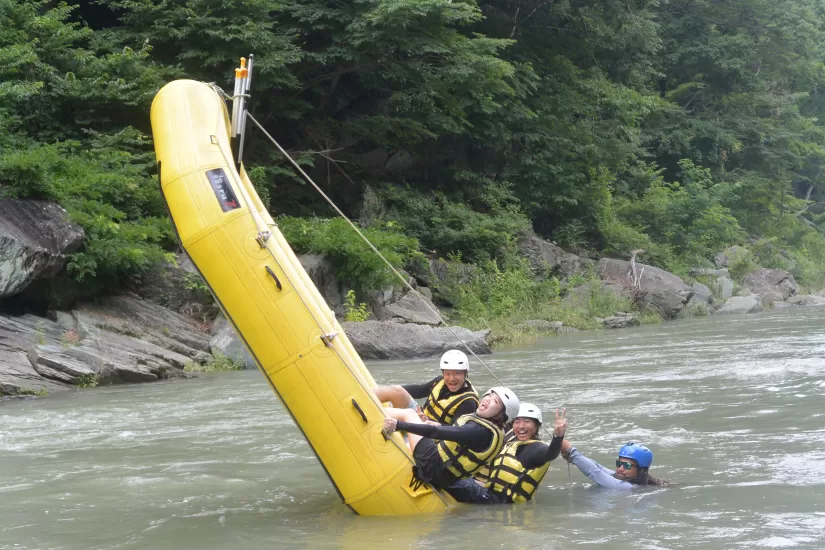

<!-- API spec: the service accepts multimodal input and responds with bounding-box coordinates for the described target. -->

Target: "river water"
[2,307,825,549]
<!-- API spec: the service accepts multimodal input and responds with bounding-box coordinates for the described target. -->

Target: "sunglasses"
[615,460,636,470]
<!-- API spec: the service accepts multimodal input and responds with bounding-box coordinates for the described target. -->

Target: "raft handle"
[351,399,368,424]
[265,266,282,290]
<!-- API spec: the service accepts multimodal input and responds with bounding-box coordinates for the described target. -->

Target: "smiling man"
[373,349,478,425]
[445,405,567,504]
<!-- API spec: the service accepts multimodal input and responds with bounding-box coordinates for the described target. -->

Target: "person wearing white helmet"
[373,349,478,425]
[446,405,568,504]
[382,387,519,490]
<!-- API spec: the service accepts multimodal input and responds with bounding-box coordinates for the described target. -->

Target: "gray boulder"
[786,295,825,307]
[597,258,693,319]
[209,313,256,368]
[384,291,443,325]
[711,296,763,315]
[743,268,797,301]
[0,199,85,298]
[690,282,713,304]
[601,313,640,329]
[517,235,594,279]
[713,276,735,300]
[343,320,491,360]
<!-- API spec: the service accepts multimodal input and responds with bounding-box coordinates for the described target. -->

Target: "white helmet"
[485,386,520,423]
[440,349,469,371]
[516,403,542,425]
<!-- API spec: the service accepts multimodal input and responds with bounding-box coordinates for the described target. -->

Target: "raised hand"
[560,439,573,460]
[554,407,568,437]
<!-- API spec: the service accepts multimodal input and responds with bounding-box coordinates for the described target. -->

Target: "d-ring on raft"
[150,74,455,515]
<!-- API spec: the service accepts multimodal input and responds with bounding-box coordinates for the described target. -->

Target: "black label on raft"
[206,168,240,212]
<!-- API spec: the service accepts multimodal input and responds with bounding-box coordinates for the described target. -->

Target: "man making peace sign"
[446,405,568,504]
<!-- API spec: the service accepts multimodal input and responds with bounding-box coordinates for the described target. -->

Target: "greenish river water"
[2,308,825,549]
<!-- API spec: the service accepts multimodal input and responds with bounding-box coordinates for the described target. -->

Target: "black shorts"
[412,438,446,486]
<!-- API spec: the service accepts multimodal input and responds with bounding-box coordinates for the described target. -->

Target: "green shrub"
[184,352,244,373]
[344,290,370,322]
[278,216,424,290]
[77,373,100,388]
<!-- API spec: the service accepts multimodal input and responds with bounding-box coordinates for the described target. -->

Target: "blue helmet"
[618,443,653,469]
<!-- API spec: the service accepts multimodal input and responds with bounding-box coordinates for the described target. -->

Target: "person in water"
[445,404,567,504]
[373,349,478,425]
[560,440,666,488]
[382,387,519,490]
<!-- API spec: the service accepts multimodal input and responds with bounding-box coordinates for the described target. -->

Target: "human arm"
[392,420,492,451]
[564,446,632,490]
[517,436,564,469]
[401,376,439,400]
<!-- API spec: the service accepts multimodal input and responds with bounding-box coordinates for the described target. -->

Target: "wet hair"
[626,468,667,487]
[488,409,507,429]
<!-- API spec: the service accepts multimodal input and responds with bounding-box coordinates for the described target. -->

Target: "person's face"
[477,391,504,419]
[442,369,466,392]
[512,418,539,441]
[615,457,639,479]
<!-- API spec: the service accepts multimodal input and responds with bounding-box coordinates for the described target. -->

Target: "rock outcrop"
[342,320,491,360]
[0,199,85,298]
[597,258,693,319]
[0,295,209,396]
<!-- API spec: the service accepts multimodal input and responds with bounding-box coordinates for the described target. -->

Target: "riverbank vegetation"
[2,0,825,313]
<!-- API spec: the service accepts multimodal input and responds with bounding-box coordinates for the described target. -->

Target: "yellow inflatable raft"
[150,79,454,516]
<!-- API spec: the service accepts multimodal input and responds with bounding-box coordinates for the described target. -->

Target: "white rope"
[212,84,557,441]
[245,112,560,440]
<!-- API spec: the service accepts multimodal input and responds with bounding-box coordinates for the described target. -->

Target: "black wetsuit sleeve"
[517,436,564,470]
[401,376,439,400]
[396,421,492,452]
[451,398,478,421]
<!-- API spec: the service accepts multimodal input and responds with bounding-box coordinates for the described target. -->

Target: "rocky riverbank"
[1,197,823,398]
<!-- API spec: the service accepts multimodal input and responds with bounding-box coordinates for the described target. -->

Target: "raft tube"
[150,80,453,516]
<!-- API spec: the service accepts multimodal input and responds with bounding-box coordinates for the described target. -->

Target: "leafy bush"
[184,353,245,373]
[344,290,370,322]
[380,187,530,264]
[278,216,424,290]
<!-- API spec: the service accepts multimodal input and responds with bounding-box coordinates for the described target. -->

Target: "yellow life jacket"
[424,377,479,425]
[488,439,551,503]
[473,430,514,488]
[437,415,503,480]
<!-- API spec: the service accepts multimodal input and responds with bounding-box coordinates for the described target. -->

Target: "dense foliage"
[2,0,825,292]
